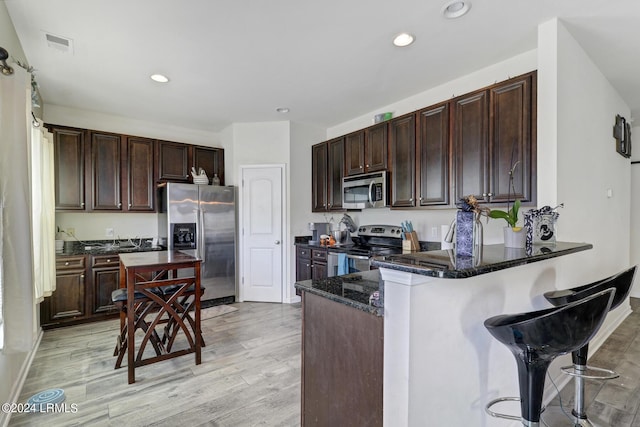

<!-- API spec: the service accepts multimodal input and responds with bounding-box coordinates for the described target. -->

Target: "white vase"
[503,226,525,248]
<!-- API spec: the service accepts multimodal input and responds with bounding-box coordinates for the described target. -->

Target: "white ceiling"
[5,0,640,133]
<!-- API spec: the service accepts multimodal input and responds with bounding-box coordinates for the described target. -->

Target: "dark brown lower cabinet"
[41,256,87,326]
[301,291,383,426]
[91,255,120,315]
[41,254,120,329]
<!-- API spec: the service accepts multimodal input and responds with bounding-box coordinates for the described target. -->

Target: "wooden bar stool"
[543,265,636,426]
[159,283,206,352]
[484,288,615,427]
[111,287,165,369]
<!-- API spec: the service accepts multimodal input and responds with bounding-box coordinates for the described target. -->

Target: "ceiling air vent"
[44,32,74,54]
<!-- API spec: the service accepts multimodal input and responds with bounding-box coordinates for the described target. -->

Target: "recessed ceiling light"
[393,33,415,47]
[442,1,471,19]
[150,74,169,83]
[276,107,290,113]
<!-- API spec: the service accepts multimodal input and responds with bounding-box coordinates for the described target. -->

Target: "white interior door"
[240,165,284,302]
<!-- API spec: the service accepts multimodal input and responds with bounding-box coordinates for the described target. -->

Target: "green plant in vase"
[489,198,521,230]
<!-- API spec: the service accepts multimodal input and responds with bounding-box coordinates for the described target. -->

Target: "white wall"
[0,3,34,423]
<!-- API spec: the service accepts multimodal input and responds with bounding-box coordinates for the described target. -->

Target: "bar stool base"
[541,406,600,427]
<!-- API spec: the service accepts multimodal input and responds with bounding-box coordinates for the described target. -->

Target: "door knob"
[275,240,281,245]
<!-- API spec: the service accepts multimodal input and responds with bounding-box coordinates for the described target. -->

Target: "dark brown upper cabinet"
[344,131,365,176]
[389,114,417,208]
[344,124,388,177]
[157,141,225,185]
[488,72,536,204]
[453,71,536,204]
[311,138,345,212]
[90,131,122,211]
[312,142,329,212]
[124,136,155,212]
[417,102,450,207]
[157,140,190,182]
[193,146,225,185]
[453,90,489,203]
[365,123,388,173]
[51,126,86,211]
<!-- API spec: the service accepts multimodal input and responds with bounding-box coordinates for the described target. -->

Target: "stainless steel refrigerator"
[157,183,236,301]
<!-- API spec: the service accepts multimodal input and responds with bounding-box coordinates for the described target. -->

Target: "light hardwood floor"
[8,299,640,426]
[10,302,302,427]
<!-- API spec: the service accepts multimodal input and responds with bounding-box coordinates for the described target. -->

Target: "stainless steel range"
[327,224,405,277]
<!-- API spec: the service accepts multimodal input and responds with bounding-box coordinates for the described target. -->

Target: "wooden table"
[118,250,202,384]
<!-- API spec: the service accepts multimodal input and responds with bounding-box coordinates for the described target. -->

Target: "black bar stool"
[543,265,636,426]
[484,288,615,427]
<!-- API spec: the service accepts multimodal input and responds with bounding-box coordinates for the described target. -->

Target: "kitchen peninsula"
[295,242,607,427]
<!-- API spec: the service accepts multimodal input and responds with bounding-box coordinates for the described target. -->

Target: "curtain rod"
[0,46,14,76]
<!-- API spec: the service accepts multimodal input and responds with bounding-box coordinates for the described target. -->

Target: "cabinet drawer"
[297,246,311,259]
[92,255,120,268]
[311,249,327,262]
[56,256,86,271]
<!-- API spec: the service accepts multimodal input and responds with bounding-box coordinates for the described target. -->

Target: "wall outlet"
[105,228,114,238]
[431,226,438,239]
[67,227,75,237]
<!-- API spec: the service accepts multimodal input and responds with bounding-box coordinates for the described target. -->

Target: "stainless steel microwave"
[342,171,389,209]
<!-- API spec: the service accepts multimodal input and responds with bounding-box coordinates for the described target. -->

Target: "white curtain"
[29,123,56,302]
[0,67,35,353]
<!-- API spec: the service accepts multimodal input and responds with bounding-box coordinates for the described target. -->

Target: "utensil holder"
[403,231,420,251]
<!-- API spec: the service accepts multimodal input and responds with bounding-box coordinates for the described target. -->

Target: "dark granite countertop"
[370,242,593,279]
[56,239,164,256]
[295,269,383,316]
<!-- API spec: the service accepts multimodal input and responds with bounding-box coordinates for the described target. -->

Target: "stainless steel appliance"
[309,222,331,245]
[342,171,389,209]
[327,224,404,277]
[157,182,236,301]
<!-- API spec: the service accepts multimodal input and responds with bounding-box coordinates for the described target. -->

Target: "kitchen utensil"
[332,229,348,244]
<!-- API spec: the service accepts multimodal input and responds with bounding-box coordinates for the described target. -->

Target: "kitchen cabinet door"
[417,103,450,206]
[90,132,122,211]
[488,72,536,203]
[52,126,86,210]
[365,123,388,172]
[312,142,328,212]
[41,256,87,326]
[327,137,345,211]
[91,255,120,315]
[453,90,489,202]
[125,136,155,212]
[344,131,365,176]
[157,140,190,182]
[389,113,417,208]
[193,146,225,185]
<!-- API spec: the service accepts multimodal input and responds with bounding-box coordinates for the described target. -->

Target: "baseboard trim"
[0,328,44,427]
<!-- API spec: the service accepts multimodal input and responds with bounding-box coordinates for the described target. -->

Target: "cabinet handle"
[419,197,423,202]
[366,164,369,168]
[128,203,132,208]
[409,198,413,202]
[106,259,111,263]
[118,203,122,208]
[80,274,85,278]
[81,202,85,207]
[65,262,70,266]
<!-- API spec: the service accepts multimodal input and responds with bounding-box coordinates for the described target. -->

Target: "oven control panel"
[358,225,403,238]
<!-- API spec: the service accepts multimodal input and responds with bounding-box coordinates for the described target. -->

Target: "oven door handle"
[346,254,370,261]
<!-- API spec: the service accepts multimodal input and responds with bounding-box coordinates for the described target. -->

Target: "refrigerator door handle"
[198,208,206,263]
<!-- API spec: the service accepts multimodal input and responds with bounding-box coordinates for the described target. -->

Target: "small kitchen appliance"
[309,222,331,245]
